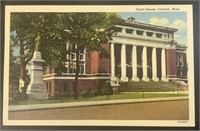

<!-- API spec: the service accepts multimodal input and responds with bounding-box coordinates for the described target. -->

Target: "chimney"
[128,17,135,22]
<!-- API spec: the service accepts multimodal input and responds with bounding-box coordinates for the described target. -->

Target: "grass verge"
[10,91,188,106]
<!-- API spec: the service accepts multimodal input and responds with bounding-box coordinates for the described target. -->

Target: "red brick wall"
[90,51,99,74]
[86,43,110,74]
[166,49,176,78]
[44,79,55,97]
[85,51,92,74]
[99,43,110,73]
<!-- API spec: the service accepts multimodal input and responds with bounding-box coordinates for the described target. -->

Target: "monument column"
[131,45,139,81]
[152,47,159,81]
[27,33,48,99]
[161,48,168,81]
[142,46,149,81]
[121,44,128,81]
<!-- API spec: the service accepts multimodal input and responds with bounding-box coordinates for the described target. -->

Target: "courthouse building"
[43,17,187,96]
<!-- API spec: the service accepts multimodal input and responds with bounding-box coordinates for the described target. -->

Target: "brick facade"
[43,43,110,97]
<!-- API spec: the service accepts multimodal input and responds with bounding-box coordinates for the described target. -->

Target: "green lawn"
[11,91,188,106]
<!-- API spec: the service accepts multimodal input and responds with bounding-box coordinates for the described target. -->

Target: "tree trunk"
[19,40,26,94]
[74,48,80,99]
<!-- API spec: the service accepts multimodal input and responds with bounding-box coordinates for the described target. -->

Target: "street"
[9,99,188,120]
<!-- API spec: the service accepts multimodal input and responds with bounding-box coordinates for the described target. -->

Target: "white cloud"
[149,17,187,44]
[149,17,170,26]
[175,34,187,44]
[172,19,187,32]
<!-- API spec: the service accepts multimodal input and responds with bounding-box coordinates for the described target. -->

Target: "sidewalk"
[9,96,188,112]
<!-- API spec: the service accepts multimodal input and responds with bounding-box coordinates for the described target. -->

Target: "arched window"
[49,67,52,74]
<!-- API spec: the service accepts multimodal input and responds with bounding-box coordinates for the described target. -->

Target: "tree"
[10,13,68,92]
[10,13,36,93]
[10,13,122,99]
[62,13,122,99]
[9,41,20,83]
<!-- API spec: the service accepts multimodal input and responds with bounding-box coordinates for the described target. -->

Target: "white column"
[131,45,139,82]
[161,34,166,39]
[110,43,116,81]
[143,31,147,36]
[121,44,128,81]
[152,33,156,37]
[161,48,168,81]
[133,30,137,35]
[142,46,149,81]
[152,47,159,81]
[121,28,126,33]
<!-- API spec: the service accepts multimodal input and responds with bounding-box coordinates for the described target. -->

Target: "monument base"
[27,84,48,99]
[27,51,48,100]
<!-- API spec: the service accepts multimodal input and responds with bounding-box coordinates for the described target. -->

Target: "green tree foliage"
[9,41,30,103]
[10,12,122,99]
[9,43,20,82]
[10,13,40,93]
[10,13,67,92]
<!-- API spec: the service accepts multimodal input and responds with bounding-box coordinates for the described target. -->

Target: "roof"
[176,44,187,49]
[120,19,178,33]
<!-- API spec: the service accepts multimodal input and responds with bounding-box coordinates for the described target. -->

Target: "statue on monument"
[27,32,48,99]
[35,32,41,51]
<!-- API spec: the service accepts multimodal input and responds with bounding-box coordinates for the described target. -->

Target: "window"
[136,30,143,35]
[80,54,84,60]
[156,33,162,38]
[49,67,52,74]
[63,62,69,73]
[115,27,122,32]
[176,53,179,66]
[69,62,76,73]
[79,62,84,74]
[179,54,184,67]
[64,43,85,74]
[71,54,75,60]
[146,32,153,37]
[125,29,133,34]
[71,44,76,52]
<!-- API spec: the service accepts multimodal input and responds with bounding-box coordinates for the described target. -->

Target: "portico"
[110,18,177,82]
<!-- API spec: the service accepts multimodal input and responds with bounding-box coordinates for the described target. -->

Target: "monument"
[27,33,48,99]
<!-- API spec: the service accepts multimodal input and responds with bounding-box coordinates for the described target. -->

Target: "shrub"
[80,90,90,97]
[9,89,29,104]
[89,90,99,97]
[101,81,113,95]
[54,90,61,97]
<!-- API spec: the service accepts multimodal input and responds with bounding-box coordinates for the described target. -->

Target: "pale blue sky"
[118,12,187,22]
[118,12,187,44]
